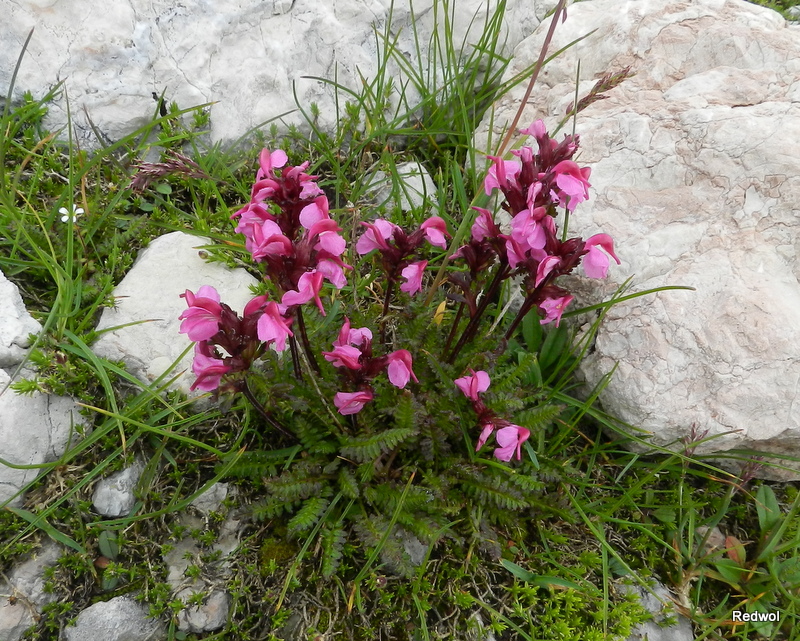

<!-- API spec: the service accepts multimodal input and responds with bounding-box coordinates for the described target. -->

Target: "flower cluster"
[323,318,417,414]
[231,148,350,312]
[454,370,530,462]
[356,216,450,296]
[178,285,292,391]
[179,120,619,464]
[451,120,619,331]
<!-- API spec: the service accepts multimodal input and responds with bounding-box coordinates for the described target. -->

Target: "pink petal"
[334,390,373,415]
[386,350,417,389]
[400,260,427,295]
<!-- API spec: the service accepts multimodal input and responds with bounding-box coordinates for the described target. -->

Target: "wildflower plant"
[177,119,623,579]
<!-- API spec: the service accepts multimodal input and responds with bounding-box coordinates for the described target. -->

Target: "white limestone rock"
[623,581,693,641]
[0,270,42,368]
[190,482,229,516]
[0,541,61,641]
[92,232,259,397]
[92,459,144,517]
[2,0,545,149]
[62,595,165,641]
[176,589,230,633]
[365,161,438,214]
[0,369,86,507]
[163,500,243,634]
[475,0,800,478]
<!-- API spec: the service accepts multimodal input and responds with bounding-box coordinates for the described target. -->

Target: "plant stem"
[288,335,303,380]
[505,293,539,341]
[242,378,297,442]
[380,275,396,346]
[446,264,509,364]
[443,301,465,356]
[296,307,321,375]
[495,0,568,159]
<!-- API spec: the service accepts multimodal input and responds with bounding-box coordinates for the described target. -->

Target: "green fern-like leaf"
[339,427,415,463]
[252,496,297,521]
[287,497,331,535]
[514,403,564,431]
[352,514,416,578]
[293,416,337,454]
[456,467,530,512]
[338,468,360,499]
[491,351,539,393]
[217,447,300,480]
[264,463,327,502]
[320,523,347,579]
[392,395,416,431]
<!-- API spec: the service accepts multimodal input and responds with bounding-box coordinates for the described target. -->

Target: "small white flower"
[59,205,84,223]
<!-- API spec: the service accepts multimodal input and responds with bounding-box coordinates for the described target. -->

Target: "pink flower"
[484,156,521,195]
[420,216,449,248]
[476,422,495,451]
[535,255,562,287]
[386,350,417,389]
[454,370,490,401]
[285,162,323,199]
[256,148,288,180]
[510,208,547,250]
[316,256,349,289]
[299,196,330,229]
[400,260,427,295]
[243,294,269,317]
[553,160,591,210]
[504,236,530,269]
[256,301,293,351]
[582,233,620,279]
[232,201,273,233]
[282,270,326,315]
[519,119,547,139]
[356,219,399,255]
[471,207,500,242]
[493,424,530,462]
[333,318,372,348]
[323,344,363,370]
[179,286,223,341]
[309,218,346,256]
[538,294,574,326]
[250,220,293,261]
[334,390,374,415]
[251,177,280,202]
[190,343,231,392]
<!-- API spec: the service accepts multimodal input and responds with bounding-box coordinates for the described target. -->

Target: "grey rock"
[176,589,230,633]
[92,459,144,517]
[163,503,244,634]
[476,0,800,479]
[0,368,86,507]
[2,0,544,149]
[92,231,259,397]
[365,161,438,214]
[0,541,62,641]
[0,269,42,368]
[624,582,693,641]
[190,482,229,516]
[62,595,165,641]
[0,602,31,641]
